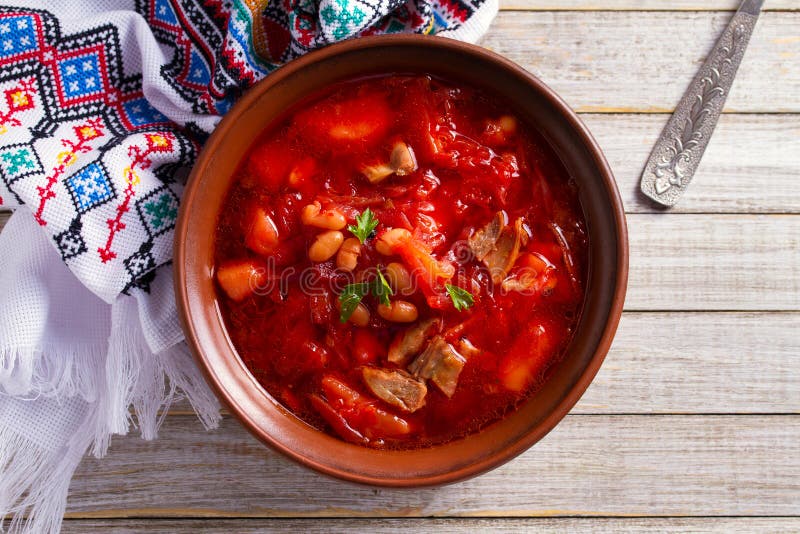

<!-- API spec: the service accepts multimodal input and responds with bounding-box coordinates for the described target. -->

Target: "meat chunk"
[361,162,395,184]
[457,337,482,358]
[389,141,418,176]
[408,336,466,398]
[362,367,427,413]
[485,217,525,283]
[468,211,505,261]
[469,212,527,284]
[362,141,418,183]
[388,318,441,366]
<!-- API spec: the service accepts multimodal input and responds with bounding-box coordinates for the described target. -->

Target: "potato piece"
[216,259,267,302]
[292,93,392,148]
[287,157,318,189]
[244,208,279,256]
[498,324,554,392]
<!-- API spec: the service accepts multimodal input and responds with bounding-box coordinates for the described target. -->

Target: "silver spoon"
[639,0,764,207]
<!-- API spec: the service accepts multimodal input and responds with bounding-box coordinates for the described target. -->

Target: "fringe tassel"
[0,345,105,401]
[97,298,220,455]
[132,343,221,439]
[0,396,95,534]
[0,298,219,532]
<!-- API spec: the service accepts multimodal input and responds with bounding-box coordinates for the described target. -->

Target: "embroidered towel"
[0,0,497,532]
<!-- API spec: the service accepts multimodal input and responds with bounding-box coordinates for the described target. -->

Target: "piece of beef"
[362,367,427,413]
[408,336,466,398]
[468,212,527,284]
[387,317,441,366]
[468,211,505,261]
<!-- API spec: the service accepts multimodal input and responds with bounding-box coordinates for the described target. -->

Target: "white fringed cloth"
[0,0,496,531]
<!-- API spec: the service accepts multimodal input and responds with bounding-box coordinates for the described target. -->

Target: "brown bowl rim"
[174,34,629,487]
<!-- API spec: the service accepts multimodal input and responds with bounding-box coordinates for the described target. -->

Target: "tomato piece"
[320,375,364,408]
[359,404,412,439]
[315,375,412,443]
[248,139,293,191]
[245,208,280,256]
[309,394,367,445]
[351,330,384,365]
[298,340,330,371]
[270,235,304,266]
[480,115,518,148]
[216,259,267,302]
[287,157,319,192]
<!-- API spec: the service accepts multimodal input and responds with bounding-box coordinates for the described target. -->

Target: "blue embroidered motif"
[122,97,168,127]
[65,161,115,212]
[57,52,104,99]
[0,15,38,58]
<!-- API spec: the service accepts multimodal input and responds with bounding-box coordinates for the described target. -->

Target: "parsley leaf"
[339,282,370,323]
[347,208,379,244]
[372,268,394,306]
[445,284,475,312]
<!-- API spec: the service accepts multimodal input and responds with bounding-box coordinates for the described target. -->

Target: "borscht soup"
[214,75,588,449]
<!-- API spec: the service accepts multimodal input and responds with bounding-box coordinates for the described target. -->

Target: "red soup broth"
[214,74,588,449]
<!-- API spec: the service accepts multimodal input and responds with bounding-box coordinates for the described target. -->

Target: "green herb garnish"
[347,208,379,244]
[372,268,394,306]
[445,284,475,312]
[339,282,370,323]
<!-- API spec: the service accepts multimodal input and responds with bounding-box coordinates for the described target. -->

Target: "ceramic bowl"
[175,34,628,487]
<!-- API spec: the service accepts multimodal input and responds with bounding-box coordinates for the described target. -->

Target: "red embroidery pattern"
[0,78,36,134]
[98,132,175,263]
[34,118,104,225]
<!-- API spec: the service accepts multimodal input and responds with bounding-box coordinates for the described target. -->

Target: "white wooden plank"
[576,312,800,413]
[482,12,800,112]
[499,0,799,11]
[64,415,800,517]
[585,114,800,214]
[626,214,800,311]
[61,517,800,533]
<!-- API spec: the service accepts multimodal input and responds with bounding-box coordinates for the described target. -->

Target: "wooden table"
[2,1,798,531]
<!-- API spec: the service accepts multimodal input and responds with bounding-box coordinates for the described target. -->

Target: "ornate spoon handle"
[640,0,764,207]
